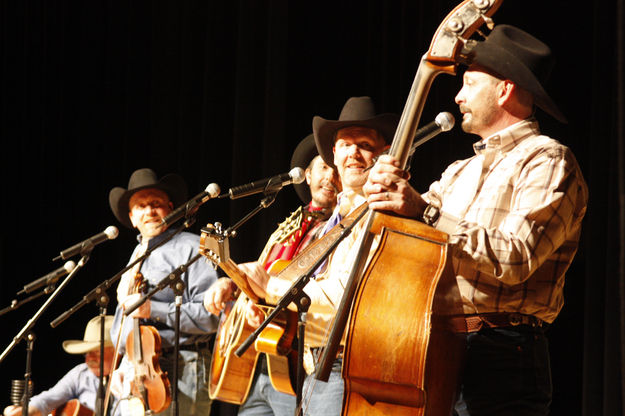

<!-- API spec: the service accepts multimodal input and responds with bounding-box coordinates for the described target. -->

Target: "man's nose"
[346,144,361,156]
[454,89,464,104]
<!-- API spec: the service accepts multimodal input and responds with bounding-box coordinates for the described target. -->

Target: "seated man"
[3,316,120,416]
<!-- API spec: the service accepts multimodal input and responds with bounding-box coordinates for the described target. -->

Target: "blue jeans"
[158,348,212,416]
[453,326,552,416]
[237,367,297,416]
[300,358,344,416]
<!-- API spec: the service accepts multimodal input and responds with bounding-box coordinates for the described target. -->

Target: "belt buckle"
[508,313,522,326]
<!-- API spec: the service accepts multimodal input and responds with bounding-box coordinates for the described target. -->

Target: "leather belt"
[449,313,547,333]
[310,345,344,360]
[161,339,212,355]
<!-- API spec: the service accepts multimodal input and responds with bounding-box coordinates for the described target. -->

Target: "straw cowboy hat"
[312,96,399,168]
[289,133,320,204]
[62,316,114,354]
[109,168,188,229]
[468,24,567,123]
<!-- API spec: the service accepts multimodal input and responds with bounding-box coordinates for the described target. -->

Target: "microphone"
[410,111,455,152]
[53,226,119,261]
[224,167,306,199]
[18,261,76,295]
[367,112,456,171]
[160,183,221,228]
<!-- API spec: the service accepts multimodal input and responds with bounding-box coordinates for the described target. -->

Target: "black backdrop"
[0,1,623,415]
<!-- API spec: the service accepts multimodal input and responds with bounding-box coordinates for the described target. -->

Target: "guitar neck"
[218,259,260,303]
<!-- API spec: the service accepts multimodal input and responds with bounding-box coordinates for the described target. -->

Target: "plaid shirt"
[425,119,588,323]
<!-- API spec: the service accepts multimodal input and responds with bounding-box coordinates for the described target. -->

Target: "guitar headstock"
[199,223,230,267]
[426,0,503,72]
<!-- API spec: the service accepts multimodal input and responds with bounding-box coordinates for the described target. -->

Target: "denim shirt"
[29,363,121,416]
[111,228,219,351]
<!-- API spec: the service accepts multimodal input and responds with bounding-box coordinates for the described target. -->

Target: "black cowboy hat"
[289,133,319,204]
[109,168,188,229]
[313,96,399,168]
[469,24,567,123]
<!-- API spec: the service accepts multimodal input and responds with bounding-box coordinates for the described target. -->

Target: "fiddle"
[124,272,172,414]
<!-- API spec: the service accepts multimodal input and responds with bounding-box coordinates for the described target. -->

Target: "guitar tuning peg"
[484,16,495,30]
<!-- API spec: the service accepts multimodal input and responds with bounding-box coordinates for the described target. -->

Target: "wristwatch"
[423,204,440,226]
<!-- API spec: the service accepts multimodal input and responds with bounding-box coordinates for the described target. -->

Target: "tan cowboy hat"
[468,24,566,123]
[289,133,319,204]
[62,316,114,354]
[312,96,399,169]
[109,168,188,229]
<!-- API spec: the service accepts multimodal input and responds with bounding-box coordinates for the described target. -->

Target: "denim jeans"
[237,368,297,416]
[158,348,212,416]
[453,326,552,416]
[300,358,344,416]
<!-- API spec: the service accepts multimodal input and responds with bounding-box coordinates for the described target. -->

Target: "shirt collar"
[136,227,178,249]
[473,118,540,156]
[335,189,366,217]
[305,201,333,221]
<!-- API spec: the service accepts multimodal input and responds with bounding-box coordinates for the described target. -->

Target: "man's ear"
[129,211,138,228]
[497,80,515,105]
[305,167,313,185]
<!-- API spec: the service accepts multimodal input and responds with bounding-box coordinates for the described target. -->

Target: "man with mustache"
[364,25,588,415]
[203,133,341,416]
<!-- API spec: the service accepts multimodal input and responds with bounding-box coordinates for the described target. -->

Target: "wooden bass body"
[342,214,464,415]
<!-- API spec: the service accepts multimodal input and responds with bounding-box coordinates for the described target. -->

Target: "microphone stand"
[233,206,369,416]
[94,306,109,416]
[0,245,93,416]
[123,252,202,416]
[0,286,57,318]
[49,221,192,329]
[20,332,35,416]
[221,191,279,238]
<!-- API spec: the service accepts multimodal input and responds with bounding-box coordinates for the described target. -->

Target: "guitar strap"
[267,202,368,289]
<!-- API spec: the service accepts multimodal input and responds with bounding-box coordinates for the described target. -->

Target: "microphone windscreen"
[289,167,305,184]
[64,260,77,273]
[435,112,455,131]
[104,226,119,240]
[205,183,221,198]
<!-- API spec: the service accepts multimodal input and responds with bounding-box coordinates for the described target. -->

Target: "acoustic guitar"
[199,223,299,404]
[51,399,93,416]
[199,204,369,404]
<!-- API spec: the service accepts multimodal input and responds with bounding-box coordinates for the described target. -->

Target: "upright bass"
[315,1,504,415]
